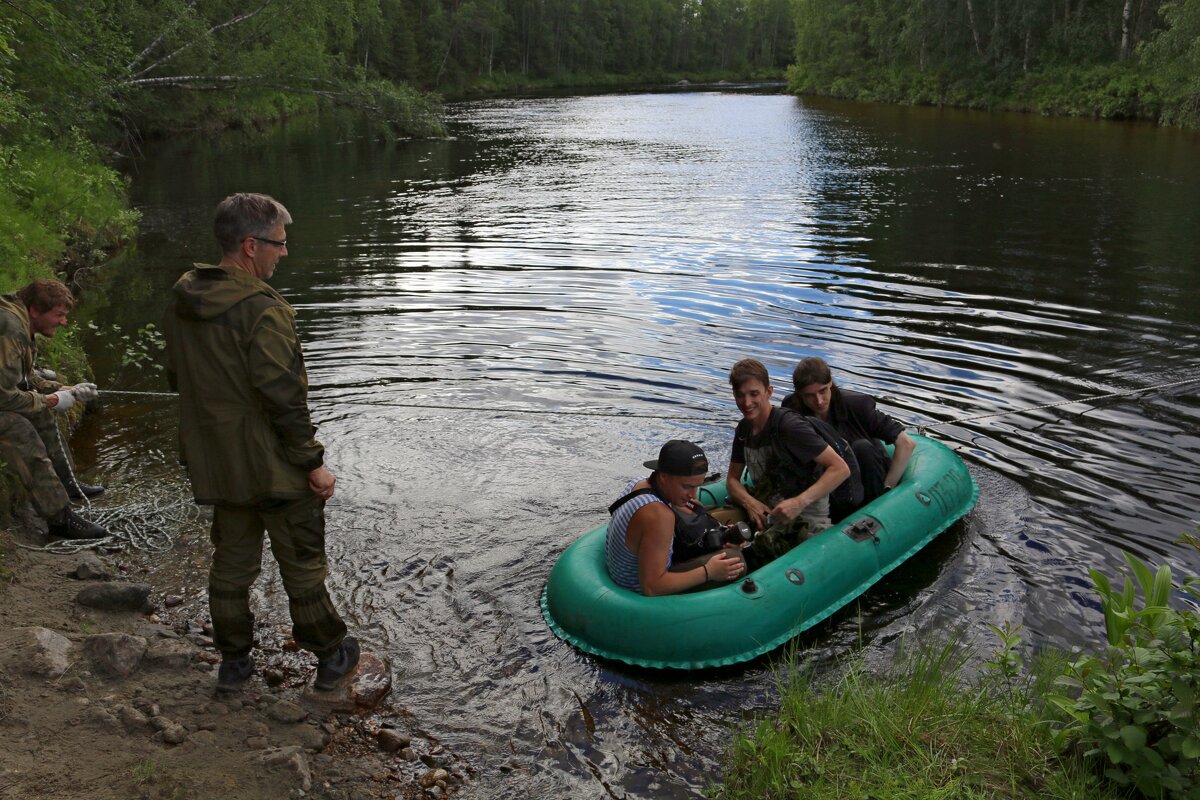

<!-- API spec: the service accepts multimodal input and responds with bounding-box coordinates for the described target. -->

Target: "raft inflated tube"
[541,434,978,670]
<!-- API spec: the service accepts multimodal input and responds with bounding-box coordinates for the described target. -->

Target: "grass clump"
[716,635,1113,799]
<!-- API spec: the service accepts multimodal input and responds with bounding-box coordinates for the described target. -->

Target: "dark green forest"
[3,0,1199,302]
[790,0,1200,127]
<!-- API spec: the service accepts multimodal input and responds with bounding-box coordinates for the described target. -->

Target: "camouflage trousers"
[746,510,833,570]
[208,495,348,660]
[0,410,71,518]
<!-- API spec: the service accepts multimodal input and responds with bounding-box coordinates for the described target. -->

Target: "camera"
[699,520,755,550]
[725,520,755,545]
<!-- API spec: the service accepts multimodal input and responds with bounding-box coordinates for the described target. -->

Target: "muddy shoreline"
[0,506,475,800]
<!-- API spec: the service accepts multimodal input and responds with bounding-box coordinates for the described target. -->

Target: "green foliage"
[787,0,1200,127]
[715,637,1119,799]
[85,320,165,390]
[1047,548,1200,798]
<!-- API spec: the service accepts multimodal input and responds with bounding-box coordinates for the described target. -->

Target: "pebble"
[246,736,271,749]
[163,595,184,607]
[418,769,449,789]
[76,583,152,612]
[73,553,111,581]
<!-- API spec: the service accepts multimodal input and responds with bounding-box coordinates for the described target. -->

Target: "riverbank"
[0,509,470,799]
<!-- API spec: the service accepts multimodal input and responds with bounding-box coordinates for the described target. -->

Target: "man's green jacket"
[163,264,324,507]
[0,293,62,415]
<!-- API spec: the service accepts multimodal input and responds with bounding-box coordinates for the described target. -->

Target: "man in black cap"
[605,439,745,595]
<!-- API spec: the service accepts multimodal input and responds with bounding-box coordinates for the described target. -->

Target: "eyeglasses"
[250,236,287,248]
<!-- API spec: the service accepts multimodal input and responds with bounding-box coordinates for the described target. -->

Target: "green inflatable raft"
[541,434,978,669]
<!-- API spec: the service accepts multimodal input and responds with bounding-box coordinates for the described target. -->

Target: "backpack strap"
[608,487,656,515]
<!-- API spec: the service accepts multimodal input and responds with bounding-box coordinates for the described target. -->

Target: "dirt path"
[0,510,468,800]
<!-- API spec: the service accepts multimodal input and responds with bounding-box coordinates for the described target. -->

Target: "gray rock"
[376,729,410,753]
[83,634,147,678]
[267,699,308,724]
[190,730,217,746]
[246,735,270,749]
[290,725,328,753]
[1,626,73,678]
[73,553,111,581]
[118,704,150,731]
[87,706,120,728]
[150,715,173,731]
[143,640,195,670]
[399,747,418,762]
[162,724,188,744]
[76,582,152,612]
[248,721,271,738]
[258,746,312,791]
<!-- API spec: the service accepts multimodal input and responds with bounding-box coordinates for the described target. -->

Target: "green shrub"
[1048,548,1200,798]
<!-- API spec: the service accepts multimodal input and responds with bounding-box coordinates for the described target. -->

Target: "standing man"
[725,358,852,566]
[0,279,107,539]
[163,193,358,693]
[782,356,915,515]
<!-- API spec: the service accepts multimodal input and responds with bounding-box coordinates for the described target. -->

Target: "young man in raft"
[605,439,746,595]
[782,356,915,520]
[725,358,853,566]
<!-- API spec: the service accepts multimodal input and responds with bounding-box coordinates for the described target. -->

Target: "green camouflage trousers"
[0,410,70,518]
[746,510,833,570]
[208,495,348,660]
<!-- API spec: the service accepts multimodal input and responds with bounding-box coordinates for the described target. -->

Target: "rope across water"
[23,373,1196,554]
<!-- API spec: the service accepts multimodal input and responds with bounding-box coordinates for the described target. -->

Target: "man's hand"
[49,389,75,414]
[743,497,772,530]
[308,466,336,500]
[70,382,98,402]
[770,494,811,523]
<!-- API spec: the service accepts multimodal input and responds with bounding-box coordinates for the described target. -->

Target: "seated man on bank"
[0,279,107,539]
[782,356,915,518]
[605,440,746,596]
[725,359,851,566]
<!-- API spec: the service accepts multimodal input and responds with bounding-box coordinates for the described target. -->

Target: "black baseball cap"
[643,440,709,476]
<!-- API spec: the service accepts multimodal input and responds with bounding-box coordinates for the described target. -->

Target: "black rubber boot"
[47,507,108,539]
[314,636,360,690]
[216,655,255,693]
[66,482,106,501]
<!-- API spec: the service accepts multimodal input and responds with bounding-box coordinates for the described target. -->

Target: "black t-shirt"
[782,387,904,444]
[731,407,829,473]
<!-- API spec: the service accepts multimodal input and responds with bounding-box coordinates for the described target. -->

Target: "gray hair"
[213,193,292,254]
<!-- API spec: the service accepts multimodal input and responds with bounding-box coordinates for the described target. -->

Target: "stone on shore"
[302,652,391,712]
[76,582,152,612]
[376,729,411,753]
[83,633,147,677]
[258,746,312,792]
[266,699,308,724]
[73,553,111,581]
[0,626,73,678]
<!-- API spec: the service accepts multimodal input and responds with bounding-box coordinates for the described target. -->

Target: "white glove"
[51,390,75,413]
[71,382,98,402]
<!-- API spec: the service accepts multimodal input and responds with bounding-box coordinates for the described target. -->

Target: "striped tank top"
[605,479,672,593]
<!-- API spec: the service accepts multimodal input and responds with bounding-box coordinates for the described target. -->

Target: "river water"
[80,90,1200,797]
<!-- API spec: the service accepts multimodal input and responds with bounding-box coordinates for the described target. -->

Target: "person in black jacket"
[782,357,915,517]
